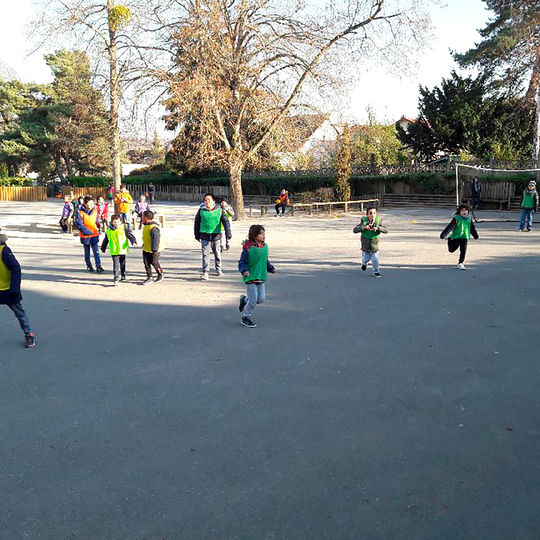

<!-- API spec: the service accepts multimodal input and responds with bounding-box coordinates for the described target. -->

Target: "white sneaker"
[200,272,209,281]
[457,263,466,270]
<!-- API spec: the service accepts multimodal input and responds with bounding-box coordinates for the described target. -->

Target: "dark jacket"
[440,216,479,239]
[353,218,388,253]
[76,206,100,245]
[238,241,275,283]
[0,244,22,305]
[194,206,232,241]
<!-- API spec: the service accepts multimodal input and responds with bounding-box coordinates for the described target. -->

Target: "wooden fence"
[0,186,47,202]
[61,186,107,200]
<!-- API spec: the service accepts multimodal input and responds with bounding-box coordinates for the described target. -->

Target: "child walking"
[353,206,388,277]
[76,196,104,273]
[101,214,137,285]
[59,195,73,233]
[238,225,276,328]
[519,180,538,232]
[97,196,109,233]
[194,193,232,280]
[141,210,164,285]
[440,203,479,270]
[0,233,36,348]
[134,195,149,229]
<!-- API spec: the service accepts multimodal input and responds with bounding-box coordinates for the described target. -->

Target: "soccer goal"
[455,163,540,208]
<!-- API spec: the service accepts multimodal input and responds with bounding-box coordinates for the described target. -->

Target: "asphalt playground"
[1,201,539,538]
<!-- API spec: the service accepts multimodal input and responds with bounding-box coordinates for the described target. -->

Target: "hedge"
[0,177,33,186]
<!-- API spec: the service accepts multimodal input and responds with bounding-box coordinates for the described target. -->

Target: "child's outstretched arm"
[267,260,276,274]
[126,230,137,245]
[100,235,109,253]
[470,221,479,239]
[352,223,363,233]
[221,212,232,239]
[2,246,22,295]
[378,221,388,234]
[194,209,201,241]
[440,218,456,239]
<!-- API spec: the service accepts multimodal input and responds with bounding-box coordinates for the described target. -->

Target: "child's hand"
[243,271,250,277]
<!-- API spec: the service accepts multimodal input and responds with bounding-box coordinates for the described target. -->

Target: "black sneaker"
[361,264,367,271]
[142,277,153,285]
[373,272,381,278]
[241,316,257,328]
[96,266,105,273]
[239,295,247,312]
[87,266,95,272]
[120,275,126,282]
[155,274,164,283]
[25,333,36,348]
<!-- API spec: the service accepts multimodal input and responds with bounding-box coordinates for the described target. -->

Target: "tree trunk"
[229,157,246,220]
[107,0,122,191]
[55,150,66,183]
[533,81,540,182]
[525,48,540,103]
[62,151,73,181]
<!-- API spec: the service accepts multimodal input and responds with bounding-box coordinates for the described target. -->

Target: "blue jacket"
[0,244,22,305]
[238,242,275,278]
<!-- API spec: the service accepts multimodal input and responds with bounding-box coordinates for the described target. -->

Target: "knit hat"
[528,180,536,187]
[0,233,7,244]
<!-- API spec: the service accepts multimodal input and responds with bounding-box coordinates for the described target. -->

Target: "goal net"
[455,163,540,208]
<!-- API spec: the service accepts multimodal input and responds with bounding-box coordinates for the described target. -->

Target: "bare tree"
[161,0,431,219]
[29,0,167,189]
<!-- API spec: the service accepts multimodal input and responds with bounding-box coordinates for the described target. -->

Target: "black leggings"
[275,203,286,215]
[448,238,467,264]
[143,251,162,277]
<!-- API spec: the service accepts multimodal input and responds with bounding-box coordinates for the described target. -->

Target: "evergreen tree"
[334,124,352,201]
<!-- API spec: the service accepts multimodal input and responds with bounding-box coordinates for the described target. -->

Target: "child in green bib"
[519,180,538,231]
[237,225,276,328]
[353,206,388,277]
[440,204,479,270]
[100,214,137,285]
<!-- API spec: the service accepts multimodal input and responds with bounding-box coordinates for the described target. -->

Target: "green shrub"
[0,177,33,186]
[71,176,110,187]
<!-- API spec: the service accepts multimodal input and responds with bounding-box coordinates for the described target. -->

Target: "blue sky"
[0,0,491,127]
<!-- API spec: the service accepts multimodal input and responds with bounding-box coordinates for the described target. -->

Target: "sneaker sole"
[241,321,257,328]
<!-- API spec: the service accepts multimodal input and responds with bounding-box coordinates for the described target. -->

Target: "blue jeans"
[520,209,534,230]
[84,242,101,268]
[242,282,266,318]
[201,238,221,273]
[7,302,32,335]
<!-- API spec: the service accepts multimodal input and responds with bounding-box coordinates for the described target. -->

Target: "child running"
[238,224,276,328]
[353,206,388,277]
[440,203,479,270]
[0,233,36,348]
[101,214,137,286]
[141,210,164,285]
[219,198,235,252]
[194,193,232,280]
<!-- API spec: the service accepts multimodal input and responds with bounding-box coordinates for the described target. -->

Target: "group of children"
[3,180,538,347]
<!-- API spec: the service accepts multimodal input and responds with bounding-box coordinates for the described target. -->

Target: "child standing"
[0,233,36,348]
[76,196,104,273]
[440,203,479,270]
[101,214,137,285]
[353,206,388,278]
[96,196,109,233]
[141,210,164,285]
[519,180,538,232]
[194,193,232,280]
[219,199,235,252]
[59,195,73,233]
[134,195,149,229]
[238,225,276,328]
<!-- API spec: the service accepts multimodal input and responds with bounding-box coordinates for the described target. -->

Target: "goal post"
[455,163,540,207]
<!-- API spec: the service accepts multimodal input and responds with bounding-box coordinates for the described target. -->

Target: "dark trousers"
[84,242,101,268]
[448,238,468,264]
[275,203,286,215]
[59,217,69,233]
[111,255,126,280]
[7,302,32,335]
[143,251,162,277]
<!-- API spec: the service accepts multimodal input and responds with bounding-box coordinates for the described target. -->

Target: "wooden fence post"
[159,215,165,227]
[344,202,348,213]
[308,205,313,216]
[249,205,253,217]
